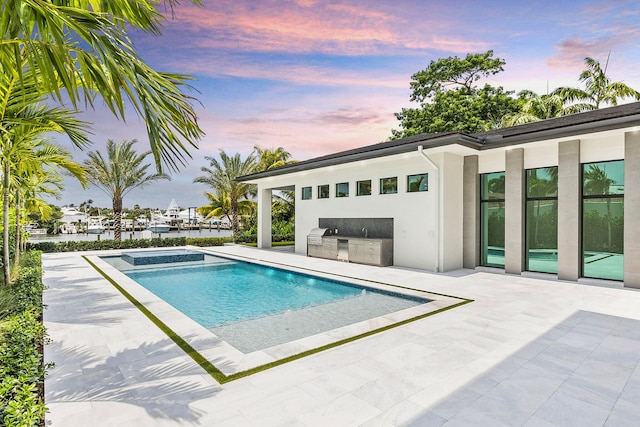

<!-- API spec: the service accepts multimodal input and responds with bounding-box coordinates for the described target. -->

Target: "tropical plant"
[554,55,640,112]
[14,170,64,260]
[0,65,88,285]
[254,145,296,171]
[198,189,254,225]
[2,0,204,173]
[501,91,572,126]
[252,145,296,234]
[272,191,295,223]
[194,151,257,239]
[83,140,170,241]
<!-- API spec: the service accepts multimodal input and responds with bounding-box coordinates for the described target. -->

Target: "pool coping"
[84,246,472,383]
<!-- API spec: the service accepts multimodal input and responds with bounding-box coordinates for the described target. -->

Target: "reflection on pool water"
[102,252,430,353]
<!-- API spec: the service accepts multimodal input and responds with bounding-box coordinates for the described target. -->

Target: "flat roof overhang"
[237,133,482,182]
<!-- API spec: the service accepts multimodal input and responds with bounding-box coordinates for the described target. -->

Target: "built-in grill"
[307,227,329,245]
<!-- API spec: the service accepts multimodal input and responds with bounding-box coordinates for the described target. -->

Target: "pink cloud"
[194,99,403,163]
[172,52,410,88]
[546,38,614,70]
[163,1,489,56]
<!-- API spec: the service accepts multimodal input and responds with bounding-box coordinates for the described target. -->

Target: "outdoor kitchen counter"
[307,236,393,266]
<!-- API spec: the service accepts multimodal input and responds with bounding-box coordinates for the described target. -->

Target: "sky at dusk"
[55,0,640,209]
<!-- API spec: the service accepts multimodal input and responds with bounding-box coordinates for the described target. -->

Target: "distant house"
[238,102,640,288]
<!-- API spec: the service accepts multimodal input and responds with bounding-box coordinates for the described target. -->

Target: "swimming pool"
[103,251,428,352]
[91,247,469,379]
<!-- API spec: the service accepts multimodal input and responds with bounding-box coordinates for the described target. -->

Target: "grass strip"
[83,255,473,384]
[241,241,294,248]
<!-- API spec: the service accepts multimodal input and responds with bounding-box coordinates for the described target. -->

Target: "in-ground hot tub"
[122,249,204,266]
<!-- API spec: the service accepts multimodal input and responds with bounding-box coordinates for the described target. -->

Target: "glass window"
[582,160,624,281]
[318,184,329,199]
[480,172,505,268]
[357,180,371,196]
[301,186,312,200]
[336,182,349,197]
[407,173,428,192]
[583,160,625,196]
[380,177,398,194]
[526,167,558,274]
[481,172,506,200]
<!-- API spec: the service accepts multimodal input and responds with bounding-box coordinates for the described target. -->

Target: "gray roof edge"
[480,113,640,149]
[237,134,482,181]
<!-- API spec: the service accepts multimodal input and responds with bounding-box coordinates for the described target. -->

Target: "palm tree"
[254,146,296,171]
[198,189,254,226]
[554,55,640,112]
[16,170,64,259]
[83,140,170,241]
[0,67,88,285]
[194,151,257,239]
[502,90,573,126]
[2,0,203,172]
[0,138,86,285]
[253,145,297,227]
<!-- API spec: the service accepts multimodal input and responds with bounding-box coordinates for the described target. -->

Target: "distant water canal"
[28,227,233,243]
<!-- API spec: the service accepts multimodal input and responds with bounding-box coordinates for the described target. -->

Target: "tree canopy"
[393,52,640,138]
[392,50,520,139]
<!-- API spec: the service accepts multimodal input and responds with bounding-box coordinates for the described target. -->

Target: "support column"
[257,187,272,249]
[505,148,525,274]
[463,155,479,268]
[624,131,640,288]
[558,140,580,281]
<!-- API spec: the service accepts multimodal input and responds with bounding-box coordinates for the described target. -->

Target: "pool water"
[105,253,429,352]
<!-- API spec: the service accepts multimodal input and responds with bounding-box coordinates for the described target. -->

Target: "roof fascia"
[480,113,640,149]
[237,134,482,182]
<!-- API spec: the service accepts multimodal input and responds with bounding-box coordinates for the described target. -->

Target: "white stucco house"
[238,102,640,288]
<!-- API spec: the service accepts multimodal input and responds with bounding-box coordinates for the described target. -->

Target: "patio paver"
[44,246,640,426]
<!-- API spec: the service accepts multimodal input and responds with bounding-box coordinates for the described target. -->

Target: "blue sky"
[56,0,640,209]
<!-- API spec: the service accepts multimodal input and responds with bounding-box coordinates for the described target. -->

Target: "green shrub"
[0,251,49,427]
[234,234,257,244]
[12,252,44,315]
[0,310,49,427]
[185,237,233,247]
[235,234,294,244]
[27,236,191,253]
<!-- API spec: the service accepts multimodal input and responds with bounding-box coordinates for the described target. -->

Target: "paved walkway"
[44,246,640,426]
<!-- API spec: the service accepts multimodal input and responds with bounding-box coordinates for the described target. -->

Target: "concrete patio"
[44,246,640,426]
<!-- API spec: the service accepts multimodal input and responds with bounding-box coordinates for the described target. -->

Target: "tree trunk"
[113,195,122,241]
[231,199,239,240]
[3,161,11,287]
[13,190,20,267]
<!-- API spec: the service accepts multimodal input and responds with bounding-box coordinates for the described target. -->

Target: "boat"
[86,217,105,234]
[147,220,171,233]
[60,206,86,224]
[164,199,183,225]
[29,228,48,235]
[179,208,202,224]
[59,223,78,234]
